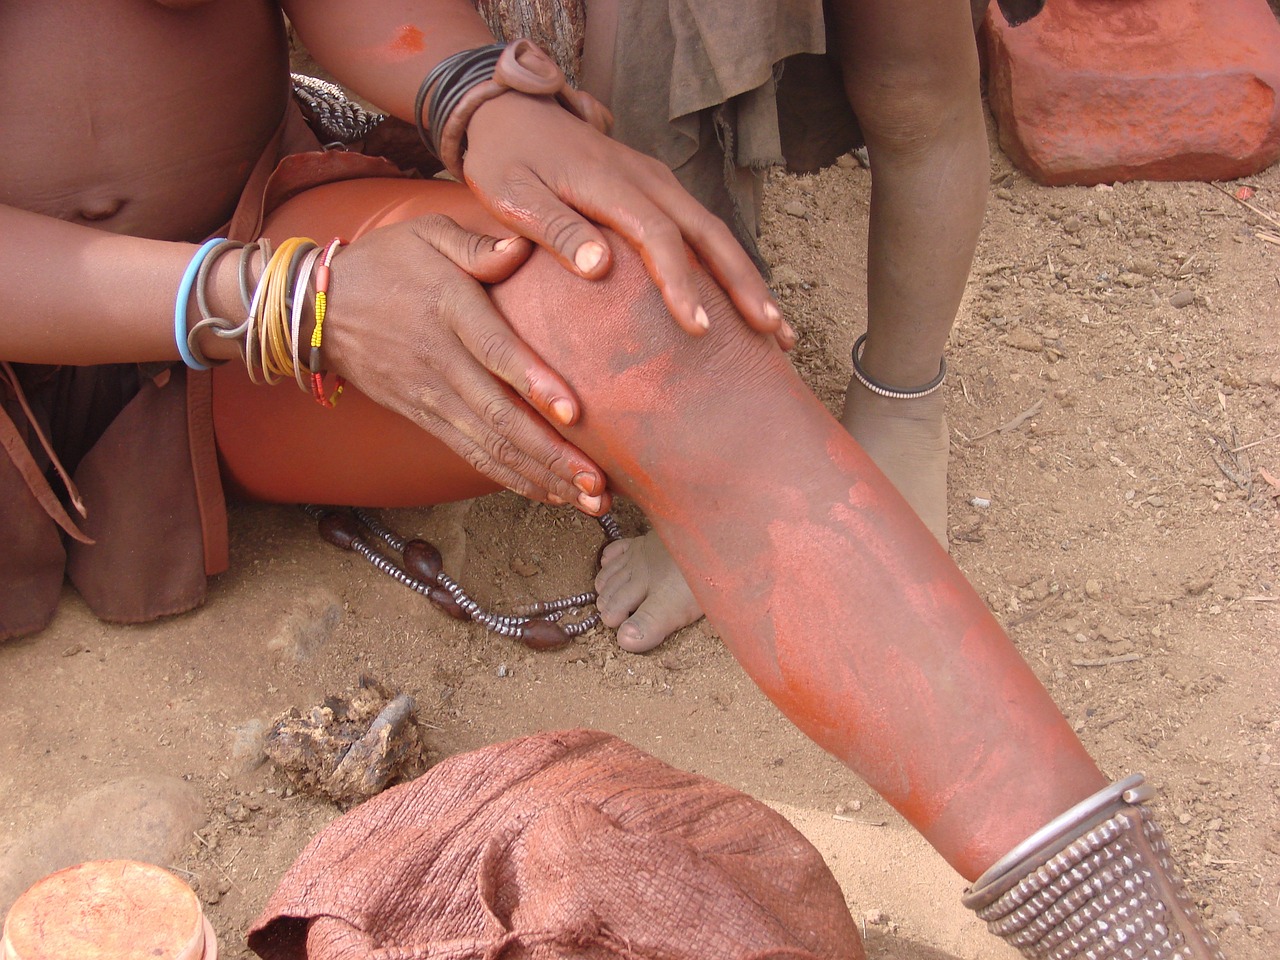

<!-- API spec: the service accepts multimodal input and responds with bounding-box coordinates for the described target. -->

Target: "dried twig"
[833,814,888,827]
[1209,432,1251,491]
[1231,432,1280,454]
[968,398,1045,442]
[1006,595,1063,629]
[1071,653,1143,667]
[1210,181,1280,230]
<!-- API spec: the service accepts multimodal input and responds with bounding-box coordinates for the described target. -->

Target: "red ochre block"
[985,0,1280,184]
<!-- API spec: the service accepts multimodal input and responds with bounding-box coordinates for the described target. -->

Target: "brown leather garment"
[249,729,864,960]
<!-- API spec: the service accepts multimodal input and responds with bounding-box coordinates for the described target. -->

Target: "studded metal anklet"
[964,774,1224,960]
[304,505,621,650]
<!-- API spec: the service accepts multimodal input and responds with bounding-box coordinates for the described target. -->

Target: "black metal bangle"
[413,43,506,159]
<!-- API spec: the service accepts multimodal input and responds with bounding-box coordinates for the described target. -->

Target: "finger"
[564,186,717,337]
[557,174,737,337]
[655,186,791,342]
[478,173,616,282]
[416,408,554,504]
[439,351,609,512]
[517,150,770,336]
[573,163,792,345]
[434,265,587,431]
[411,214,534,284]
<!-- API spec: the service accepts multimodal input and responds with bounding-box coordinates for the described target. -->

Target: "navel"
[77,195,127,222]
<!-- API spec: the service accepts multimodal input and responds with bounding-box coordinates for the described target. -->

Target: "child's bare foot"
[594,377,949,653]
[594,535,702,652]
[838,377,949,548]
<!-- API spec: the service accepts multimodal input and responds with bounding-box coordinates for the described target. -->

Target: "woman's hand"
[320,213,608,513]
[461,93,795,351]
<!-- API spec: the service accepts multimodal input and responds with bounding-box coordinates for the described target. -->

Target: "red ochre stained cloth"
[248,729,864,960]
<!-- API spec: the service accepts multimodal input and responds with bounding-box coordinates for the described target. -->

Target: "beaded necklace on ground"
[305,505,621,650]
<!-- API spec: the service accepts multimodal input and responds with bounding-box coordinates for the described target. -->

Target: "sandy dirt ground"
[2,106,1278,959]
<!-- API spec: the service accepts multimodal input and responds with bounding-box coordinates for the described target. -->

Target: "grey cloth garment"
[601,0,1044,263]
[608,0,840,263]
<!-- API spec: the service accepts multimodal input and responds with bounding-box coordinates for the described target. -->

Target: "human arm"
[0,201,605,509]
[281,0,790,346]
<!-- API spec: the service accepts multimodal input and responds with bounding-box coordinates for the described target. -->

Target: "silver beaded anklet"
[850,333,946,400]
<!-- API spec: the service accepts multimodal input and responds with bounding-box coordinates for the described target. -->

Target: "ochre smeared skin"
[234,179,1106,880]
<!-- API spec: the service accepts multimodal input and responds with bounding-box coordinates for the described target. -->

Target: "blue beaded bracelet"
[175,238,227,371]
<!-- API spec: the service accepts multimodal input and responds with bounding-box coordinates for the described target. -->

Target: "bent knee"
[490,232,786,407]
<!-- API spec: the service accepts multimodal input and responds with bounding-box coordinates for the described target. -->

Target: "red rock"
[984,0,1280,185]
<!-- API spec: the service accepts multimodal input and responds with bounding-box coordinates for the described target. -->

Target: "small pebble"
[1084,579,1103,599]
[1170,289,1195,308]
[496,664,511,678]
[1005,329,1043,352]
[784,200,808,218]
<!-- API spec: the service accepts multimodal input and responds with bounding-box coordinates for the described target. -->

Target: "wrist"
[191,244,265,364]
[417,39,612,180]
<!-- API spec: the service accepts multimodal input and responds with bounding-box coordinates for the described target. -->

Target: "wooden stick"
[1210,181,1280,229]
[969,399,1044,442]
[1071,653,1143,668]
[1231,432,1280,454]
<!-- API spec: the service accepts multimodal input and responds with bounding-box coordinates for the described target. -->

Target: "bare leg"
[457,201,1216,958]
[595,0,986,649]
[830,0,988,547]
[490,218,1104,879]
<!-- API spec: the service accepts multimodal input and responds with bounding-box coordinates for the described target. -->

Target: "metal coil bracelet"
[305,505,622,650]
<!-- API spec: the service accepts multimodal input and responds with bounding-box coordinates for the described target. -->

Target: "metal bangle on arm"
[414,38,613,180]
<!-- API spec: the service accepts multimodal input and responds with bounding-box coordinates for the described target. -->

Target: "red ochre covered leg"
[215,178,1104,881]
[489,225,1107,882]
[213,182,504,506]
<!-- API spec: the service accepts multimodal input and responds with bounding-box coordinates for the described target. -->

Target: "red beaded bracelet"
[309,237,346,408]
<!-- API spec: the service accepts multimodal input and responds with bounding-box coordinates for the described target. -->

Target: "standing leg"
[829,0,989,547]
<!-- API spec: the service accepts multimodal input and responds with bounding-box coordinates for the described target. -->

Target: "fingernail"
[574,241,605,274]
[780,320,797,346]
[578,492,604,513]
[572,471,596,494]
[550,397,575,425]
[764,300,783,324]
[547,492,567,506]
[694,304,710,330]
[494,236,519,252]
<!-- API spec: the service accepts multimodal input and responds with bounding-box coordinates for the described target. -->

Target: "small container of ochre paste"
[2,860,217,960]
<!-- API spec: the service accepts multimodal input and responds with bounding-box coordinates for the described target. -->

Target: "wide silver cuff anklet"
[850,333,946,399]
[963,774,1224,960]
